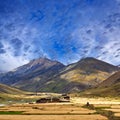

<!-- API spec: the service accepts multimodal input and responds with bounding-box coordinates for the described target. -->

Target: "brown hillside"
[99,71,120,87]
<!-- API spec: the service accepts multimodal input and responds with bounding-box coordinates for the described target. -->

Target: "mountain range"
[0,57,119,93]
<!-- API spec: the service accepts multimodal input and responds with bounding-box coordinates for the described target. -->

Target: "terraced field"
[0,97,119,120]
[0,103,107,120]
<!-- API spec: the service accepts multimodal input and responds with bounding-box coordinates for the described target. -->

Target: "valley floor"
[0,97,120,120]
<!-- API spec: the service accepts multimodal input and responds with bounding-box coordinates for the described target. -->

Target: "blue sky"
[0,0,120,71]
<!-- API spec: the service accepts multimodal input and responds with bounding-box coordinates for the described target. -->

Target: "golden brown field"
[0,97,120,120]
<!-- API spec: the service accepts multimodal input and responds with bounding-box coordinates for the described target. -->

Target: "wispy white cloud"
[0,52,29,72]
[0,0,120,71]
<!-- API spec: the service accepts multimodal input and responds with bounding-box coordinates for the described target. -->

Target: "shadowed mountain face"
[0,57,119,93]
[76,57,119,73]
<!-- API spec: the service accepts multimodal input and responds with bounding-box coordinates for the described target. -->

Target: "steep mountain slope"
[36,57,119,93]
[99,71,120,87]
[78,71,120,97]
[0,58,65,91]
